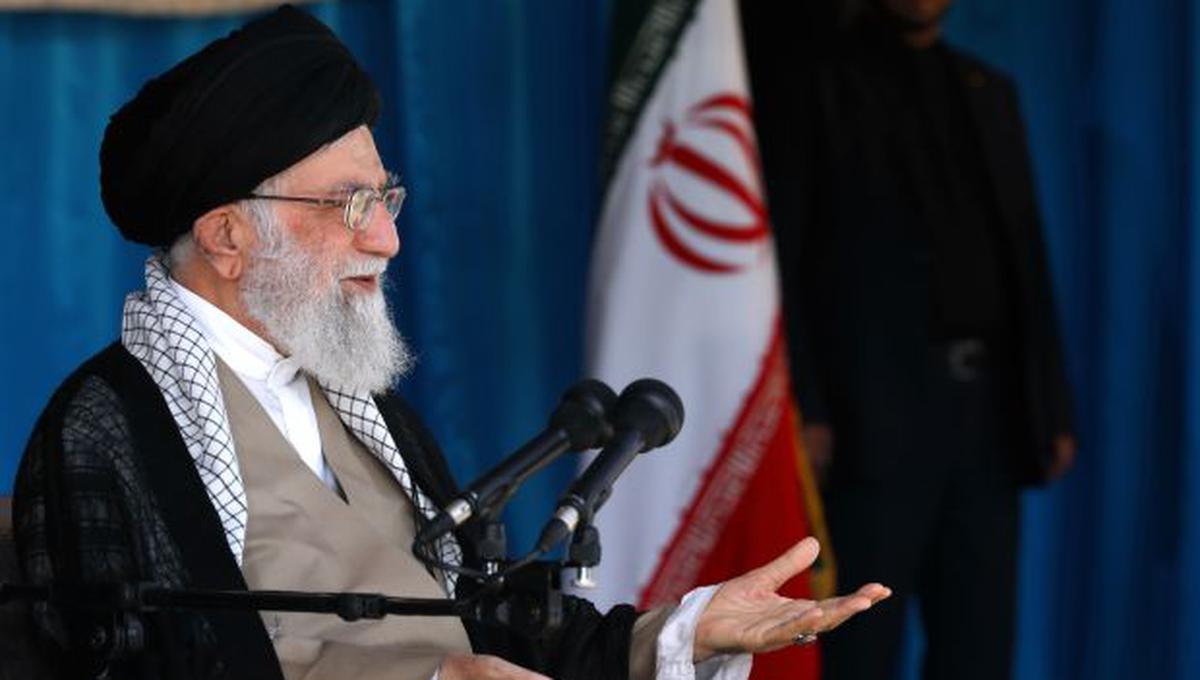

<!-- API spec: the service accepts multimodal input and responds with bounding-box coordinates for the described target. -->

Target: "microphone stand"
[0,581,465,620]
[474,504,510,577]
[0,580,466,662]
[566,523,602,589]
[456,501,565,639]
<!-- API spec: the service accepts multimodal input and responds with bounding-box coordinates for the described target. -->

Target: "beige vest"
[217,361,471,680]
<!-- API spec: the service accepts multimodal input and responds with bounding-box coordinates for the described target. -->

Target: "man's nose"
[354,200,401,258]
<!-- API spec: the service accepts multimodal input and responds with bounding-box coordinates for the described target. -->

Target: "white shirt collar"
[170,278,301,388]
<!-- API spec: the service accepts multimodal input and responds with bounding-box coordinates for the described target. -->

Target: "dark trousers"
[820,341,1020,680]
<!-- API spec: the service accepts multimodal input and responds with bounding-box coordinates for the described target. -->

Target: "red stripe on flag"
[638,320,810,606]
[637,320,818,676]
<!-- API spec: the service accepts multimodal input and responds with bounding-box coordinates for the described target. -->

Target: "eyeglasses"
[248,175,407,232]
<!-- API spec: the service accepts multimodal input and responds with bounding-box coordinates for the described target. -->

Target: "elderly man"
[13,6,887,680]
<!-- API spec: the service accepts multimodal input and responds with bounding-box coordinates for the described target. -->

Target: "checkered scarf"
[121,255,460,590]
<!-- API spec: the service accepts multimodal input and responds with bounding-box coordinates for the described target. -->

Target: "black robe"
[742,8,1075,484]
[14,342,636,680]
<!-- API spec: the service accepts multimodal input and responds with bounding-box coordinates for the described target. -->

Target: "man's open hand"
[692,537,891,661]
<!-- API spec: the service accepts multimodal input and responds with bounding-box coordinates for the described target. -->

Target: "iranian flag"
[584,0,830,676]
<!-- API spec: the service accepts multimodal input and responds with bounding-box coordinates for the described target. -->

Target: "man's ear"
[192,205,255,280]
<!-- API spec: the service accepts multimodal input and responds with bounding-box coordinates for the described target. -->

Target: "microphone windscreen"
[613,379,684,451]
[550,379,618,450]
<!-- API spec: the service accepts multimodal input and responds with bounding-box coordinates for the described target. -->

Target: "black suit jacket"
[744,10,1073,484]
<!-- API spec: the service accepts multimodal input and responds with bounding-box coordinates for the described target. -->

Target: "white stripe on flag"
[584,0,780,612]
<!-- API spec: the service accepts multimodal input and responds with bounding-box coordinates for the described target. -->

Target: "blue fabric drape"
[1,2,1198,679]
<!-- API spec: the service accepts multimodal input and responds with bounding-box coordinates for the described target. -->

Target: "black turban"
[100,4,380,247]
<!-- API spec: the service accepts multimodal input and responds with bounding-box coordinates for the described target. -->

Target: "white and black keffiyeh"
[122,255,461,589]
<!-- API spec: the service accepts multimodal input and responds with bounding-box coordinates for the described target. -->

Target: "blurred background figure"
[745,0,1073,678]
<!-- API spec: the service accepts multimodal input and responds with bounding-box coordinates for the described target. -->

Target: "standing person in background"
[743,0,1076,678]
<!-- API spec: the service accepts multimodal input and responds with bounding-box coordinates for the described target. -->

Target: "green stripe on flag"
[601,0,700,184]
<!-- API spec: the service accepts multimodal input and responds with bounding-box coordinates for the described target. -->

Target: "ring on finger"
[792,632,818,647]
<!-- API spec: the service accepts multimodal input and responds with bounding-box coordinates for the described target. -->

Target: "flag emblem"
[647,93,768,274]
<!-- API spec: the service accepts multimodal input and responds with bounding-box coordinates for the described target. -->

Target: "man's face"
[239,126,412,392]
[877,0,953,29]
[268,125,400,298]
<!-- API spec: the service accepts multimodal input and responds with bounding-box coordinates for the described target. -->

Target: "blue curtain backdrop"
[0,2,1198,679]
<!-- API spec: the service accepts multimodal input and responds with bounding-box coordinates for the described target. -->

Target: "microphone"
[534,378,684,553]
[415,379,618,544]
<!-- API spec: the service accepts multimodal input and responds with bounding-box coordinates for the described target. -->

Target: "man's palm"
[693,537,891,660]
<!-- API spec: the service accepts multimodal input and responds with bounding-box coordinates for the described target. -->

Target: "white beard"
[240,229,412,393]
